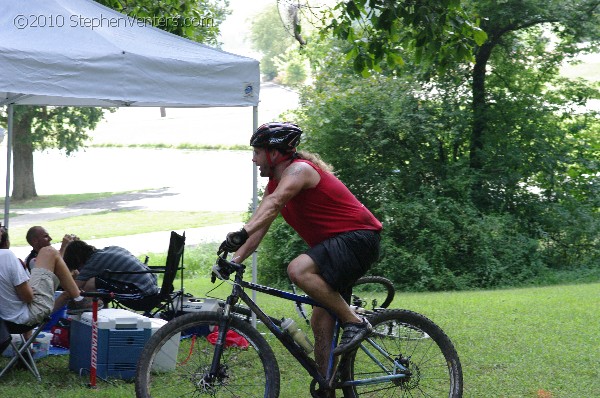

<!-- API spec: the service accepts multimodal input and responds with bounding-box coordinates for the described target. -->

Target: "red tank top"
[267,159,382,247]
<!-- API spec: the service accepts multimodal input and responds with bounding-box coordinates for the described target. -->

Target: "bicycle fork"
[205,296,237,386]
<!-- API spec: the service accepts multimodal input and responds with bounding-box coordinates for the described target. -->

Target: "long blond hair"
[295,150,334,173]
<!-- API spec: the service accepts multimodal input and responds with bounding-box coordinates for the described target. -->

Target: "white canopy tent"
[0,0,261,225]
[0,0,259,107]
[0,0,261,294]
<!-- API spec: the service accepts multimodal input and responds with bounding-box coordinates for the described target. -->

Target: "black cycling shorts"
[306,229,380,302]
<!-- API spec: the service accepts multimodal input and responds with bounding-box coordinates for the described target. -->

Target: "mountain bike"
[284,275,395,327]
[134,251,463,397]
[222,274,396,327]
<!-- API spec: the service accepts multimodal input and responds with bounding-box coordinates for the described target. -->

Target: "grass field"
[7,209,244,247]
[2,187,598,397]
[2,265,598,397]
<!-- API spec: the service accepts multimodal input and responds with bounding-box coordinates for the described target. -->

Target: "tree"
[98,0,230,47]
[248,4,295,81]
[321,0,600,207]
[1,0,230,200]
[467,0,600,207]
[321,0,488,75]
[9,107,105,200]
[257,1,600,289]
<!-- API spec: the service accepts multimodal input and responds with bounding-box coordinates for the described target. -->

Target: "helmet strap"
[266,148,296,178]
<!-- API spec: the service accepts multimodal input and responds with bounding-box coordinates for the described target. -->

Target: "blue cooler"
[69,309,151,379]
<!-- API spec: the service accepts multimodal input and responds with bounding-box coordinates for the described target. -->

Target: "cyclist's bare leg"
[287,254,361,325]
[312,309,337,398]
[288,254,361,397]
[311,306,335,375]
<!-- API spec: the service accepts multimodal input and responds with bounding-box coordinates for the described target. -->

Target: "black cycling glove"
[218,228,249,254]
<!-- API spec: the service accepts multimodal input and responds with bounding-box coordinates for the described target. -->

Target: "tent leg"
[4,104,13,228]
[251,106,258,329]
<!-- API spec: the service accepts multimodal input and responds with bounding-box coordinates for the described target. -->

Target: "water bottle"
[281,317,313,354]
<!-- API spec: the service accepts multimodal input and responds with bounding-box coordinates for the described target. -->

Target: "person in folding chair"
[24,225,78,271]
[63,240,159,306]
[0,226,85,377]
[75,231,186,318]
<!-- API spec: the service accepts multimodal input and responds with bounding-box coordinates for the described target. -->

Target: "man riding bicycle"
[220,122,382,396]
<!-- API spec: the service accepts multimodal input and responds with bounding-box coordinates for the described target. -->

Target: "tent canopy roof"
[0,0,260,108]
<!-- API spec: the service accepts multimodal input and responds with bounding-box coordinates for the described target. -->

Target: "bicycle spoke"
[341,310,463,398]
[136,313,280,397]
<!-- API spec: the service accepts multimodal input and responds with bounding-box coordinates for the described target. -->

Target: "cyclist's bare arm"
[234,162,319,262]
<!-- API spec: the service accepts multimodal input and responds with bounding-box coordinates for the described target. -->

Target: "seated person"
[63,240,159,299]
[0,226,86,333]
[24,226,78,271]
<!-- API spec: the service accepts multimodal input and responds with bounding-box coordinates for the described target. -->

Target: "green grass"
[5,190,244,246]
[5,191,136,210]
[398,285,600,398]
[8,210,243,247]
[2,275,598,397]
[3,194,598,396]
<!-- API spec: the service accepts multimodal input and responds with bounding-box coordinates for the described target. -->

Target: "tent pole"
[4,104,13,228]
[251,105,258,328]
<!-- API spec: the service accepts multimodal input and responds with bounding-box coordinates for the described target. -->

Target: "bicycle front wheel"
[341,309,463,397]
[135,312,280,397]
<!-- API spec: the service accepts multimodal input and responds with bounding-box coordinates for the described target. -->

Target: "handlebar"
[211,252,246,283]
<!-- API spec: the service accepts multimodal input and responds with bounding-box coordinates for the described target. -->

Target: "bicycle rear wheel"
[341,309,463,397]
[135,312,280,397]
[352,276,396,309]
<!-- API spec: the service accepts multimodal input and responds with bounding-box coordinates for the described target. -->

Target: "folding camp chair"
[0,318,49,381]
[106,231,186,318]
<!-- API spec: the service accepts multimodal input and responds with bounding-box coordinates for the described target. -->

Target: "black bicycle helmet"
[250,122,302,150]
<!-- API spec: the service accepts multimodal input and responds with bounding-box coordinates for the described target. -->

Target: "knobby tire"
[135,311,280,397]
[353,276,396,309]
[341,309,463,398]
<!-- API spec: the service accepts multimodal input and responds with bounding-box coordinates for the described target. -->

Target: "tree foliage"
[247,3,312,85]
[98,0,230,47]
[248,4,295,81]
[256,0,600,290]
[468,0,600,208]
[321,0,487,75]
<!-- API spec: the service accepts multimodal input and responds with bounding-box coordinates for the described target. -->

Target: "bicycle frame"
[210,260,409,391]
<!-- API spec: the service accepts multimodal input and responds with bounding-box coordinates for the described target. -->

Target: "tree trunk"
[470,41,495,208]
[11,114,37,200]
[470,41,494,171]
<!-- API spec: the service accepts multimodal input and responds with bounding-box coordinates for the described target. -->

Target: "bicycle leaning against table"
[134,251,463,397]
